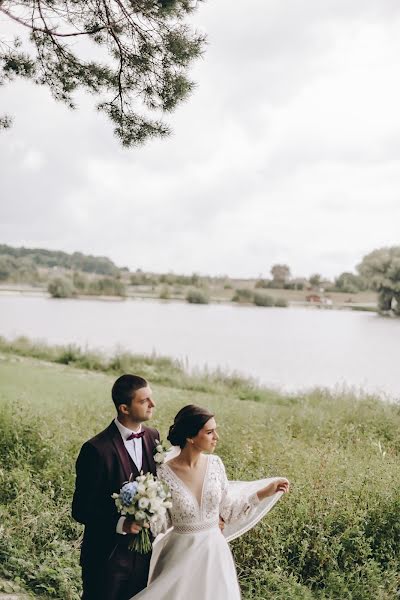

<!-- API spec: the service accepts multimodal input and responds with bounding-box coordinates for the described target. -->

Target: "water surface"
[0,295,399,399]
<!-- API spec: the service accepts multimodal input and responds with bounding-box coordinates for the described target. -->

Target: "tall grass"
[0,335,273,398]
[0,345,399,599]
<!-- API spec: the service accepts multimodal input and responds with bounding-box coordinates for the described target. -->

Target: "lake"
[0,294,399,399]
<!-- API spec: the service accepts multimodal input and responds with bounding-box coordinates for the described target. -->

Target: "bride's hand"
[257,478,290,501]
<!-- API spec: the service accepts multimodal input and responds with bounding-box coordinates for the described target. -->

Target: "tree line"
[1,243,400,312]
[0,244,125,297]
[0,244,119,276]
[260,248,400,314]
[256,263,368,294]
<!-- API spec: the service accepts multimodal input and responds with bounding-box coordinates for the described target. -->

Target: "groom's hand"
[122,517,149,535]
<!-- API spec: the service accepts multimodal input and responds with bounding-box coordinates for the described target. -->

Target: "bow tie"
[126,431,145,441]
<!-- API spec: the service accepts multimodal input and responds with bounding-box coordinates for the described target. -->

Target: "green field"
[0,348,399,599]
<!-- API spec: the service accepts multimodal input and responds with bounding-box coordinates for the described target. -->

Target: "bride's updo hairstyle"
[167,405,214,449]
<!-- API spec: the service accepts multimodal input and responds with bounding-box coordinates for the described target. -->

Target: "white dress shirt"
[114,417,143,472]
[114,418,144,534]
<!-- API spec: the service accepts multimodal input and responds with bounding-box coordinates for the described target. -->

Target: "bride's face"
[191,417,219,453]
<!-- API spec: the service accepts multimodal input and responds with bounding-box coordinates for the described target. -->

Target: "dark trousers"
[81,547,151,600]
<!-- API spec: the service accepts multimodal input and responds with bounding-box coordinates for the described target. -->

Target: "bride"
[130,405,289,600]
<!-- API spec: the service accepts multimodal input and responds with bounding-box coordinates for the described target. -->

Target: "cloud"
[1,0,400,278]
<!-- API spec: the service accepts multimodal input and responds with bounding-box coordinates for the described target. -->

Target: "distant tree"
[291,278,307,291]
[48,276,74,298]
[335,272,366,294]
[190,273,200,286]
[0,253,39,283]
[252,292,288,308]
[72,270,88,291]
[87,276,126,297]
[232,288,254,303]
[309,273,322,288]
[71,252,118,275]
[0,255,16,280]
[15,256,40,283]
[130,271,157,286]
[255,278,271,289]
[160,273,177,285]
[0,244,119,274]
[0,0,205,146]
[358,247,400,313]
[253,292,275,307]
[186,288,208,304]
[270,264,291,287]
[159,285,171,300]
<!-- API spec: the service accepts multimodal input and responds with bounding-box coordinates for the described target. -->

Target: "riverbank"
[1,298,399,399]
[0,284,377,311]
[0,344,399,599]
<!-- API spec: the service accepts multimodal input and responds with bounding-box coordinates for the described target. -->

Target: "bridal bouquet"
[112,472,172,554]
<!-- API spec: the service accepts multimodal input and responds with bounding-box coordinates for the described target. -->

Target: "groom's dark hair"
[112,374,148,410]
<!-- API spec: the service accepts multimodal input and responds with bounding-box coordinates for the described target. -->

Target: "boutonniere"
[153,439,169,464]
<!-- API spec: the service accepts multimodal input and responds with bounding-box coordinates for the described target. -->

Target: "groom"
[72,374,160,600]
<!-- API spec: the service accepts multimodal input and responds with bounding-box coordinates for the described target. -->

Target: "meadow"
[0,339,399,599]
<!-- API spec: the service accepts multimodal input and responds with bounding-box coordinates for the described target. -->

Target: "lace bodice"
[153,455,259,535]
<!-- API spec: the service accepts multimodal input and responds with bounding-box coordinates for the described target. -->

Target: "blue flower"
[120,482,138,506]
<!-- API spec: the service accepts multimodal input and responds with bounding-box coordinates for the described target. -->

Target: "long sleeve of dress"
[149,465,173,537]
[217,456,260,525]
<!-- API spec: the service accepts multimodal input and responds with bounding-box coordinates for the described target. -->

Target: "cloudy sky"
[1,0,400,279]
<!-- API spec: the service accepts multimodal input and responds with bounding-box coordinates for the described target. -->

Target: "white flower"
[138,497,150,509]
[148,488,157,499]
[135,510,146,522]
[137,483,146,494]
[153,440,169,465]
[150,497,162,512]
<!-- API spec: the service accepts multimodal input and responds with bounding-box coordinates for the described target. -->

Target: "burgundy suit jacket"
[72,421,160,566]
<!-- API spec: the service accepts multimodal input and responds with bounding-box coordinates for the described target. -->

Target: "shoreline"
[0,335,398,404]
[0,286,378,312]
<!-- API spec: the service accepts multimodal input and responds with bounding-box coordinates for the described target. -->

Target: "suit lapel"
[108,421,139,482]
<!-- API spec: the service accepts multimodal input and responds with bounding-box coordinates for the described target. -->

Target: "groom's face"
[126,385,155,423]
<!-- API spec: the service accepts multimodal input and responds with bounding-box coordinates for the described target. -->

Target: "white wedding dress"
[131,454,283,600]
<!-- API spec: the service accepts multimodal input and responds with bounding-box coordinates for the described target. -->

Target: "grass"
[0,343,399,599]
